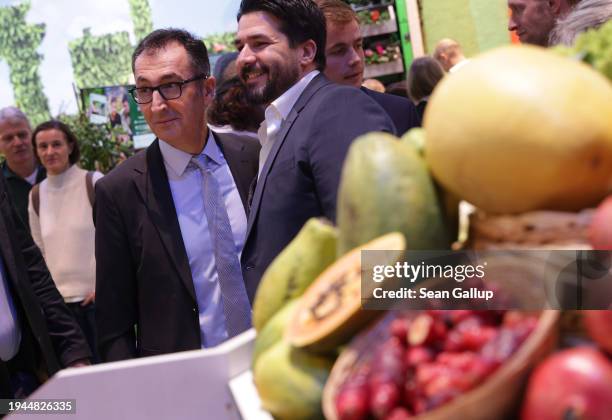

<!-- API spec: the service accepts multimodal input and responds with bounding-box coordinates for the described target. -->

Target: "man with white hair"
[0,107,46,226]
[549,0,612,45]
[508,0,581,46]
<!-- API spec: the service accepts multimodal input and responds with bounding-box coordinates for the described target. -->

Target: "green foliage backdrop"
[59,113,133,173]
[69,28,133,89]
[128,0,153,42]
[202,32,237,54]
[0,2,50,126]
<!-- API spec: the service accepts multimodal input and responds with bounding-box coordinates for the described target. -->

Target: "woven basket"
[465,209,593,250]
[323,310,560,420]
[323,209,593,419]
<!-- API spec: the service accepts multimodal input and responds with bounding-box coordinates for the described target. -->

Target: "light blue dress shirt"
[159,131,247,347]
[0,254,21,361]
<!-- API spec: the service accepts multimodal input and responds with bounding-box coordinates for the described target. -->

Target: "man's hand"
[66,359,91,368]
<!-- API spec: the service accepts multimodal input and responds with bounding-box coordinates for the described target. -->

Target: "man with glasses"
[94,28,260,361]
[0,107,46,228]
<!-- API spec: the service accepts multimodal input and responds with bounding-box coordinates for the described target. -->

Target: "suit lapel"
[134,141,196,302]
[245,109,298,239]
[245,74,331,240]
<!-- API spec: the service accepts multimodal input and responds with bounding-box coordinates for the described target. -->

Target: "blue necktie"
[191,155,252,337]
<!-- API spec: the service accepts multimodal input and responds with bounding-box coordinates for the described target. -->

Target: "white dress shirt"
[159,131,247,347]
[257,70,320,176]
[449,59,470,73]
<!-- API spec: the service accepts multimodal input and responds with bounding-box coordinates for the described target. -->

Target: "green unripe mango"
[252,218,338,331]
[252,300,298,366]
[253,340,334,420]
[337,132,450,255]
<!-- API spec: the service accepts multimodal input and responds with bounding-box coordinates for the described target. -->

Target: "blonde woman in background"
[28,120,103,363]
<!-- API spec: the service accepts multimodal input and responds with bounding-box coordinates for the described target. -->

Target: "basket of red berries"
[323,309,559,419]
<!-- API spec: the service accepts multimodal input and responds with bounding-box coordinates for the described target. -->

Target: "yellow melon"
[424,45,612,214]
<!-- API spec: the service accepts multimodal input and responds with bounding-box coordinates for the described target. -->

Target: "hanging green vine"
[68,28,132,89]
[0,1,51,126]
[128,0,153,42]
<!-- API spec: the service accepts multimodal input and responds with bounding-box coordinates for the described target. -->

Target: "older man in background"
[549,0,612,45]
[508,0,580,46]
[0,107,46,227]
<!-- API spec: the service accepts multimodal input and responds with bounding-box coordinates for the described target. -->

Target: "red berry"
[390,318,410,345]
[384,406,413,420]
[404,346,434,367]
[336,383,370,420]
[449,310,475,325]
[408,314,447,347]
[462,326,498,351]
[481,328,522,364]
[370,382,401,419]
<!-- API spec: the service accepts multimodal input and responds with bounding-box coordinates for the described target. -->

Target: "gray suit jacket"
[241,74,396,293]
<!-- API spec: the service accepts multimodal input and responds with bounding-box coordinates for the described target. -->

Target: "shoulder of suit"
[363,87,415,110]
[310,83,375,108]
[214,130,261,153]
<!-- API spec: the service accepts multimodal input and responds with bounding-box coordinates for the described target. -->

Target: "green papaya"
[287,232,405,353]
[252,300,298,366]
[253,340,334,419]
[403,128,460,245]
[337,132,450,255]
[253,218,338,331]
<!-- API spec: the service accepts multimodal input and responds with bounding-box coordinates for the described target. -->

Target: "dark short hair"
[237,0,327,70]
[32,120,81,165]
[207,76,265,132]
[407,56,445,103]
[132,28,210,76]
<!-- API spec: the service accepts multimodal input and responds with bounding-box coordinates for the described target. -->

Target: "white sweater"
[28,165,103,301]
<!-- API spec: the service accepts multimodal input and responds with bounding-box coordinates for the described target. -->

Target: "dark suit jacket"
[94,131,260,362]
[0,171,90,397]
[361,87,421,135]
[1,162,46,229]
[241,74,396,293]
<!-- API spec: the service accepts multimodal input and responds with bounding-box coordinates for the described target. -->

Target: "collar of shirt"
[257,70,320,147]
[2,161,39,184]
[449,59,470,73]
[158,130,221,177]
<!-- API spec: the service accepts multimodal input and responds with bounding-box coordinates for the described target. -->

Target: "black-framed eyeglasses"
[129,74,208,104]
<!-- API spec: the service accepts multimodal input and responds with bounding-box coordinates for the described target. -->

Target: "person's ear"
[203,76,216,100]
[299,39,317,67]
[548,0,563,14]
